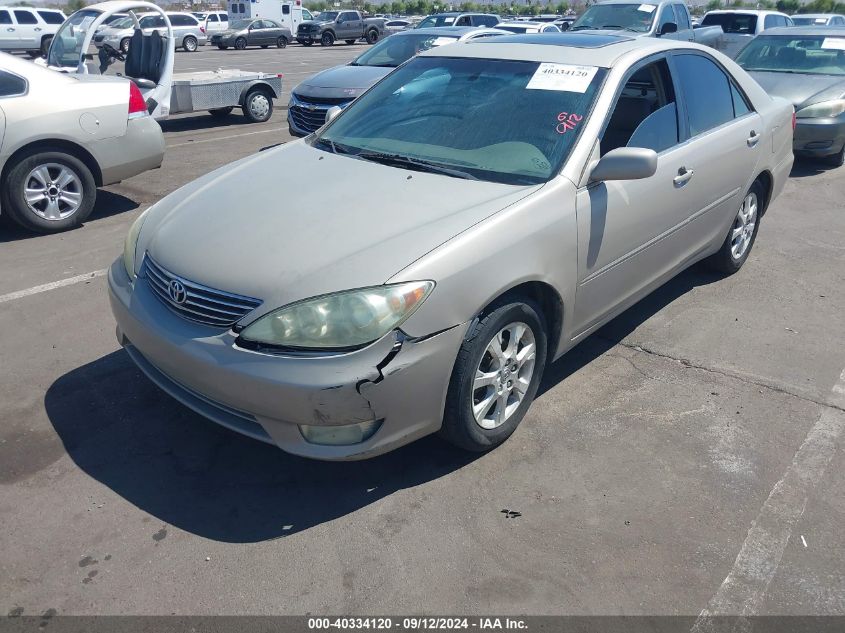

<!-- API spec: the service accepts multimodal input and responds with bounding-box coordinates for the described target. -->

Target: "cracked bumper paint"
[108,258,466,460]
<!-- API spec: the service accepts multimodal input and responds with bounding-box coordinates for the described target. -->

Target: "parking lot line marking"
[167,127,284,148]
[0,269,108,305]
[692,367,845,629]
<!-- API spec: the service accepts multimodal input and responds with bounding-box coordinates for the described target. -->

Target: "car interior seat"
[123,28,165,90]
[601,97,652,154]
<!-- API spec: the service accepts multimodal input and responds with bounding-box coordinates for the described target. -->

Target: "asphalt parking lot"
[1,43,844,618]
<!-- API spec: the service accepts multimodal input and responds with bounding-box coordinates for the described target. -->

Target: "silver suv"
[95,12,207,53]
[0,7,66,57]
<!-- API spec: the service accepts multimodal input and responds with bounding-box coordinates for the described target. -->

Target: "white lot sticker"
[526,63,599,93]
[432,37,456,46]
[821,37,845,50]
[638,3,657,12]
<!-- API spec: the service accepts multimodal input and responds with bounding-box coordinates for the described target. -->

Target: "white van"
[0,7,66,57]
[228,0,313,34]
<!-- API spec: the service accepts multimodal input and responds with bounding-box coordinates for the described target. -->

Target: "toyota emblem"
[168,279,187,304]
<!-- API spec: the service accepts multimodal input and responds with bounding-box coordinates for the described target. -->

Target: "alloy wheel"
[24,163,84,221]
[472,322,536,430]
[730,191,757,260]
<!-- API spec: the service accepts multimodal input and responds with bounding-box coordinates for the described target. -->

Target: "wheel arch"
[469,281,564,361]
[753,170,773,216]
[1,139,103,188]
[238,80,277,104]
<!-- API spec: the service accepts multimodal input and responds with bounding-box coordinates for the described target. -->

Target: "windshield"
[47,8,102,68]
[571,4,656,32]
[499,25,530,33]
[736,35,845,75]
[417,15,457,28]
[110,17,134,29]
[701,13,758,34]
[314,56,606,185]
[318,11,338,21]
[353,33,458,67]
[790,16,829,26]
[229,19,252,29]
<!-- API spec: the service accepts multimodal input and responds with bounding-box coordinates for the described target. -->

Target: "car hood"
[138,141,539,315]
[747,71,845,108]
[293,64,392,99]
[299,20,331,27]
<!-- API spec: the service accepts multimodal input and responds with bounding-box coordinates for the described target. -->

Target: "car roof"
[421,32,701,67]
[409,26,489,36]
[792,13,843,19]
[757,25,845,35]
[705,9,787,16]
[498,21,546,26]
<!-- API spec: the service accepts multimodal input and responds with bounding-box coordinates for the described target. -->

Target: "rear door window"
[13,10,38,25]
[37,11,66,24]
[674,5,690,30]
[0,10,11,25]
[674,53,736,136]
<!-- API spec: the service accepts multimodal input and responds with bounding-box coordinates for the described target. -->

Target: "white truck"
[44,1,283,123]
[227,0,314,35]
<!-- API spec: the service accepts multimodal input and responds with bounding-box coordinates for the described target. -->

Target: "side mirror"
[590,147,657,182]
[336,17,343,23]
[325,105,342,124]
[659,21,678,35]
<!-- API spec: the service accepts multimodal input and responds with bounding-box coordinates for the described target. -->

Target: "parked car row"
[93,11,207,53]
[0,6,66,57]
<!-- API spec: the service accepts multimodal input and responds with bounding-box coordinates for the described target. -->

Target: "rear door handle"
[747,130,760,147]
[673,167,694,187]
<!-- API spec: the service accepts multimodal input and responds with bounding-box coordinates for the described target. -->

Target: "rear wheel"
[242,88,273,123]
[320,31,335,46]
[1,150,96,233]
[277,36,287,48]
[120,37,131,54]
[439,300,547,452]
[365,28,379,44]
[825,146,845,167]
[183,35,198,52]
[706,180,764,275]
[234,37,247,50]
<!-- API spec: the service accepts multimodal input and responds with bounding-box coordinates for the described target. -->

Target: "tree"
[66,0,88,12]
[775,0,800,12]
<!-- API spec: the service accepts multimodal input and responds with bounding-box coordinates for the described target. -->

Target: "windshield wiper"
[354,151,479,180]
[313,138,357,155]
[600,24,624,28]
[571,25,597,30]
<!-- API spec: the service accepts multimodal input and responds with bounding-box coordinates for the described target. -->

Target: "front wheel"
[234,37,247,50]
[277,36,287,48]
[706,180,764,275]
[440,300,547,452]
[1,150,97,233]
[182,35,198,52]
[320,31,335,46]
[242,88,273,123]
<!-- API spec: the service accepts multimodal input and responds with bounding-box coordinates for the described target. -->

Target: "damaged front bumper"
[107,259,466,460]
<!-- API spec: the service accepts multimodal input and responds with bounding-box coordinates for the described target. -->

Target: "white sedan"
[0,52,164,233]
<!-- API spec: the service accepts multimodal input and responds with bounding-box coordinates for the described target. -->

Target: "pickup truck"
[295,10,385,47]
[700,10,794,58]
[570,1,722,48]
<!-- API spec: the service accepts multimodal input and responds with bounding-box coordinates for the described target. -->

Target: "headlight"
[239,281,434,350]
[795,99,845,119]
[123,208,149,280]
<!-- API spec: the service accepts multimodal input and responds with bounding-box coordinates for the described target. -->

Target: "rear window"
[702,12,758,34]
[37,11,65,25]
[0,70,27,97]
[169,15,198,26]
[13,10,38,25]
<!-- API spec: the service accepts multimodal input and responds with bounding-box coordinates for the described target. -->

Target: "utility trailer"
[44,0,283,123]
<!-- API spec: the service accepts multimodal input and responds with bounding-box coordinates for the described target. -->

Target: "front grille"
[289,94,351,133]
[141,254,262,329]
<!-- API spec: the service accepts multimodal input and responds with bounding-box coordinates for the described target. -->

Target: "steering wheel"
[97,42,125,74]
[103,42,126,61]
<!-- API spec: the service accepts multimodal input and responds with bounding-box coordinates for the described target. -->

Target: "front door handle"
[6,28,14,32]
[747,130,760,147]
[34,27,42,32]
[673,167,694,187]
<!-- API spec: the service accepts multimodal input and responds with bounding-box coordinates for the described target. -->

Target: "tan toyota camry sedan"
[110,34,794,460]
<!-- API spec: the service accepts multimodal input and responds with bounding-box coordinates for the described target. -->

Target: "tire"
[234,37,247,50]
[260,44,269,48]
[208,107,234,117]
[365,29,379,44]
[217,44,228,50]
[183,35,198,52]
[345,39,356,45]
[41,35,53,57]
[440,300,548,452]
[706,180,764,275]
[825,146,845,167]
[120,37,131,54]
[1,150,96,234]
[320,31,335,46]
[27,50,41,59]
[277,36,287,48]
[242,88,273,123]
[302,40,313,46]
